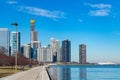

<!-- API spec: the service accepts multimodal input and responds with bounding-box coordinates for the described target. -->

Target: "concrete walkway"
[0,66,50,80]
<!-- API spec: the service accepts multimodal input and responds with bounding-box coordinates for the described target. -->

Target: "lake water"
[48,65,120,80]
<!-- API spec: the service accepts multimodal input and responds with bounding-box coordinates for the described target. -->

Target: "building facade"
[11,32,21,55]
[23,44,31,58]
[31,41,40,60]
[0,28,10,55]
[50,38,56,53]
[79,44,86,64]
[56,40,61,62]
[50,38,61,62]
[62,39,71,62]
[30,19,40,60]
[31,31,38,42]
[37,46,53,62]
[30,19,38,42]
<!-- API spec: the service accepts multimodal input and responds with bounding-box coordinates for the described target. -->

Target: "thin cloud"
[87,3,111,9]
[18,6,65,19]
[6,1,18,4]
[85,3,112,16]
[90,9,110,16]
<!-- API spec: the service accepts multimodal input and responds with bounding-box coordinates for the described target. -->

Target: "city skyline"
[0,0,120,62]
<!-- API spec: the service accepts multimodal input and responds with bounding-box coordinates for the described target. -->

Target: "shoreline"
[46,63,120,80]
[0,66,51,80]
[56,64,120,66]
[47,63,120,68]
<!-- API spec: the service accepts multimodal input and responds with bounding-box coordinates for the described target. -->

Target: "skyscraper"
[11,32,21,55]
[31,31,38,42]
[30,19,39,60]
[79,44,86,64]
[30,19,38,42]
[23,44,31,58]
[0,28,10,55]
[56,40,61,62]
[62,39,71,62]
[50,38,61,62]
[20,45,24,55]
[31,41,40,59]
[50,38,56,61]
[50,38,56,52]
[37,46,53,62]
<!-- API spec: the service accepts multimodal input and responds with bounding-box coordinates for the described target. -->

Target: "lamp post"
[11,22,18,70]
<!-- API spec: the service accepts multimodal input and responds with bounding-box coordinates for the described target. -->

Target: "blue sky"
[0,0,120,63]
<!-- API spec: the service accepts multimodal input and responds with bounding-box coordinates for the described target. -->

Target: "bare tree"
[0,46,8,55]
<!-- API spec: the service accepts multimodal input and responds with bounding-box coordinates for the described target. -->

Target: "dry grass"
[0,66,29,78]
[0,68,19,78]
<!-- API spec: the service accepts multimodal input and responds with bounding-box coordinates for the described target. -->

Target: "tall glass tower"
[0,28,10,55]
[11,32,21,55]
[62,39,71,62]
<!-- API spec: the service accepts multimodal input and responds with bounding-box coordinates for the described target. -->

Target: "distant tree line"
[0,46,38,66]
[0,46,8,55]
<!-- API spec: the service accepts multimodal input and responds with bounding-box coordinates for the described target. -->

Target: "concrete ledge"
[46,67,55,80]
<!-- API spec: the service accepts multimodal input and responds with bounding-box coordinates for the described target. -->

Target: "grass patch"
[0,68,19,78]
[0,66,30,78]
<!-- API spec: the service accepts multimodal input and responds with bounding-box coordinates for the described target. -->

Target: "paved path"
[0,66,50,80]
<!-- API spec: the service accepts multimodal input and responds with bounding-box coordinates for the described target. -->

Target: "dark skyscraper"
[62,39,71,62]
[79,44,86,64]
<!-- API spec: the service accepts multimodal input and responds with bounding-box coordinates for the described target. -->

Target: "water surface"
[48,65,120,80]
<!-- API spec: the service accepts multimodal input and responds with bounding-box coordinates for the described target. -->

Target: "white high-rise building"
[50,38,56,52]
[0,28,10,55]
[56,40,61,61]
[23,44,30,58]
[50,38,61,62]
[37,46,53,62]
[37,38,61,63]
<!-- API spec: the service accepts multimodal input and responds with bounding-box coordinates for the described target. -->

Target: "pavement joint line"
[35,67,41,80]
[16,68,36,80]
[17,67,39,80]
